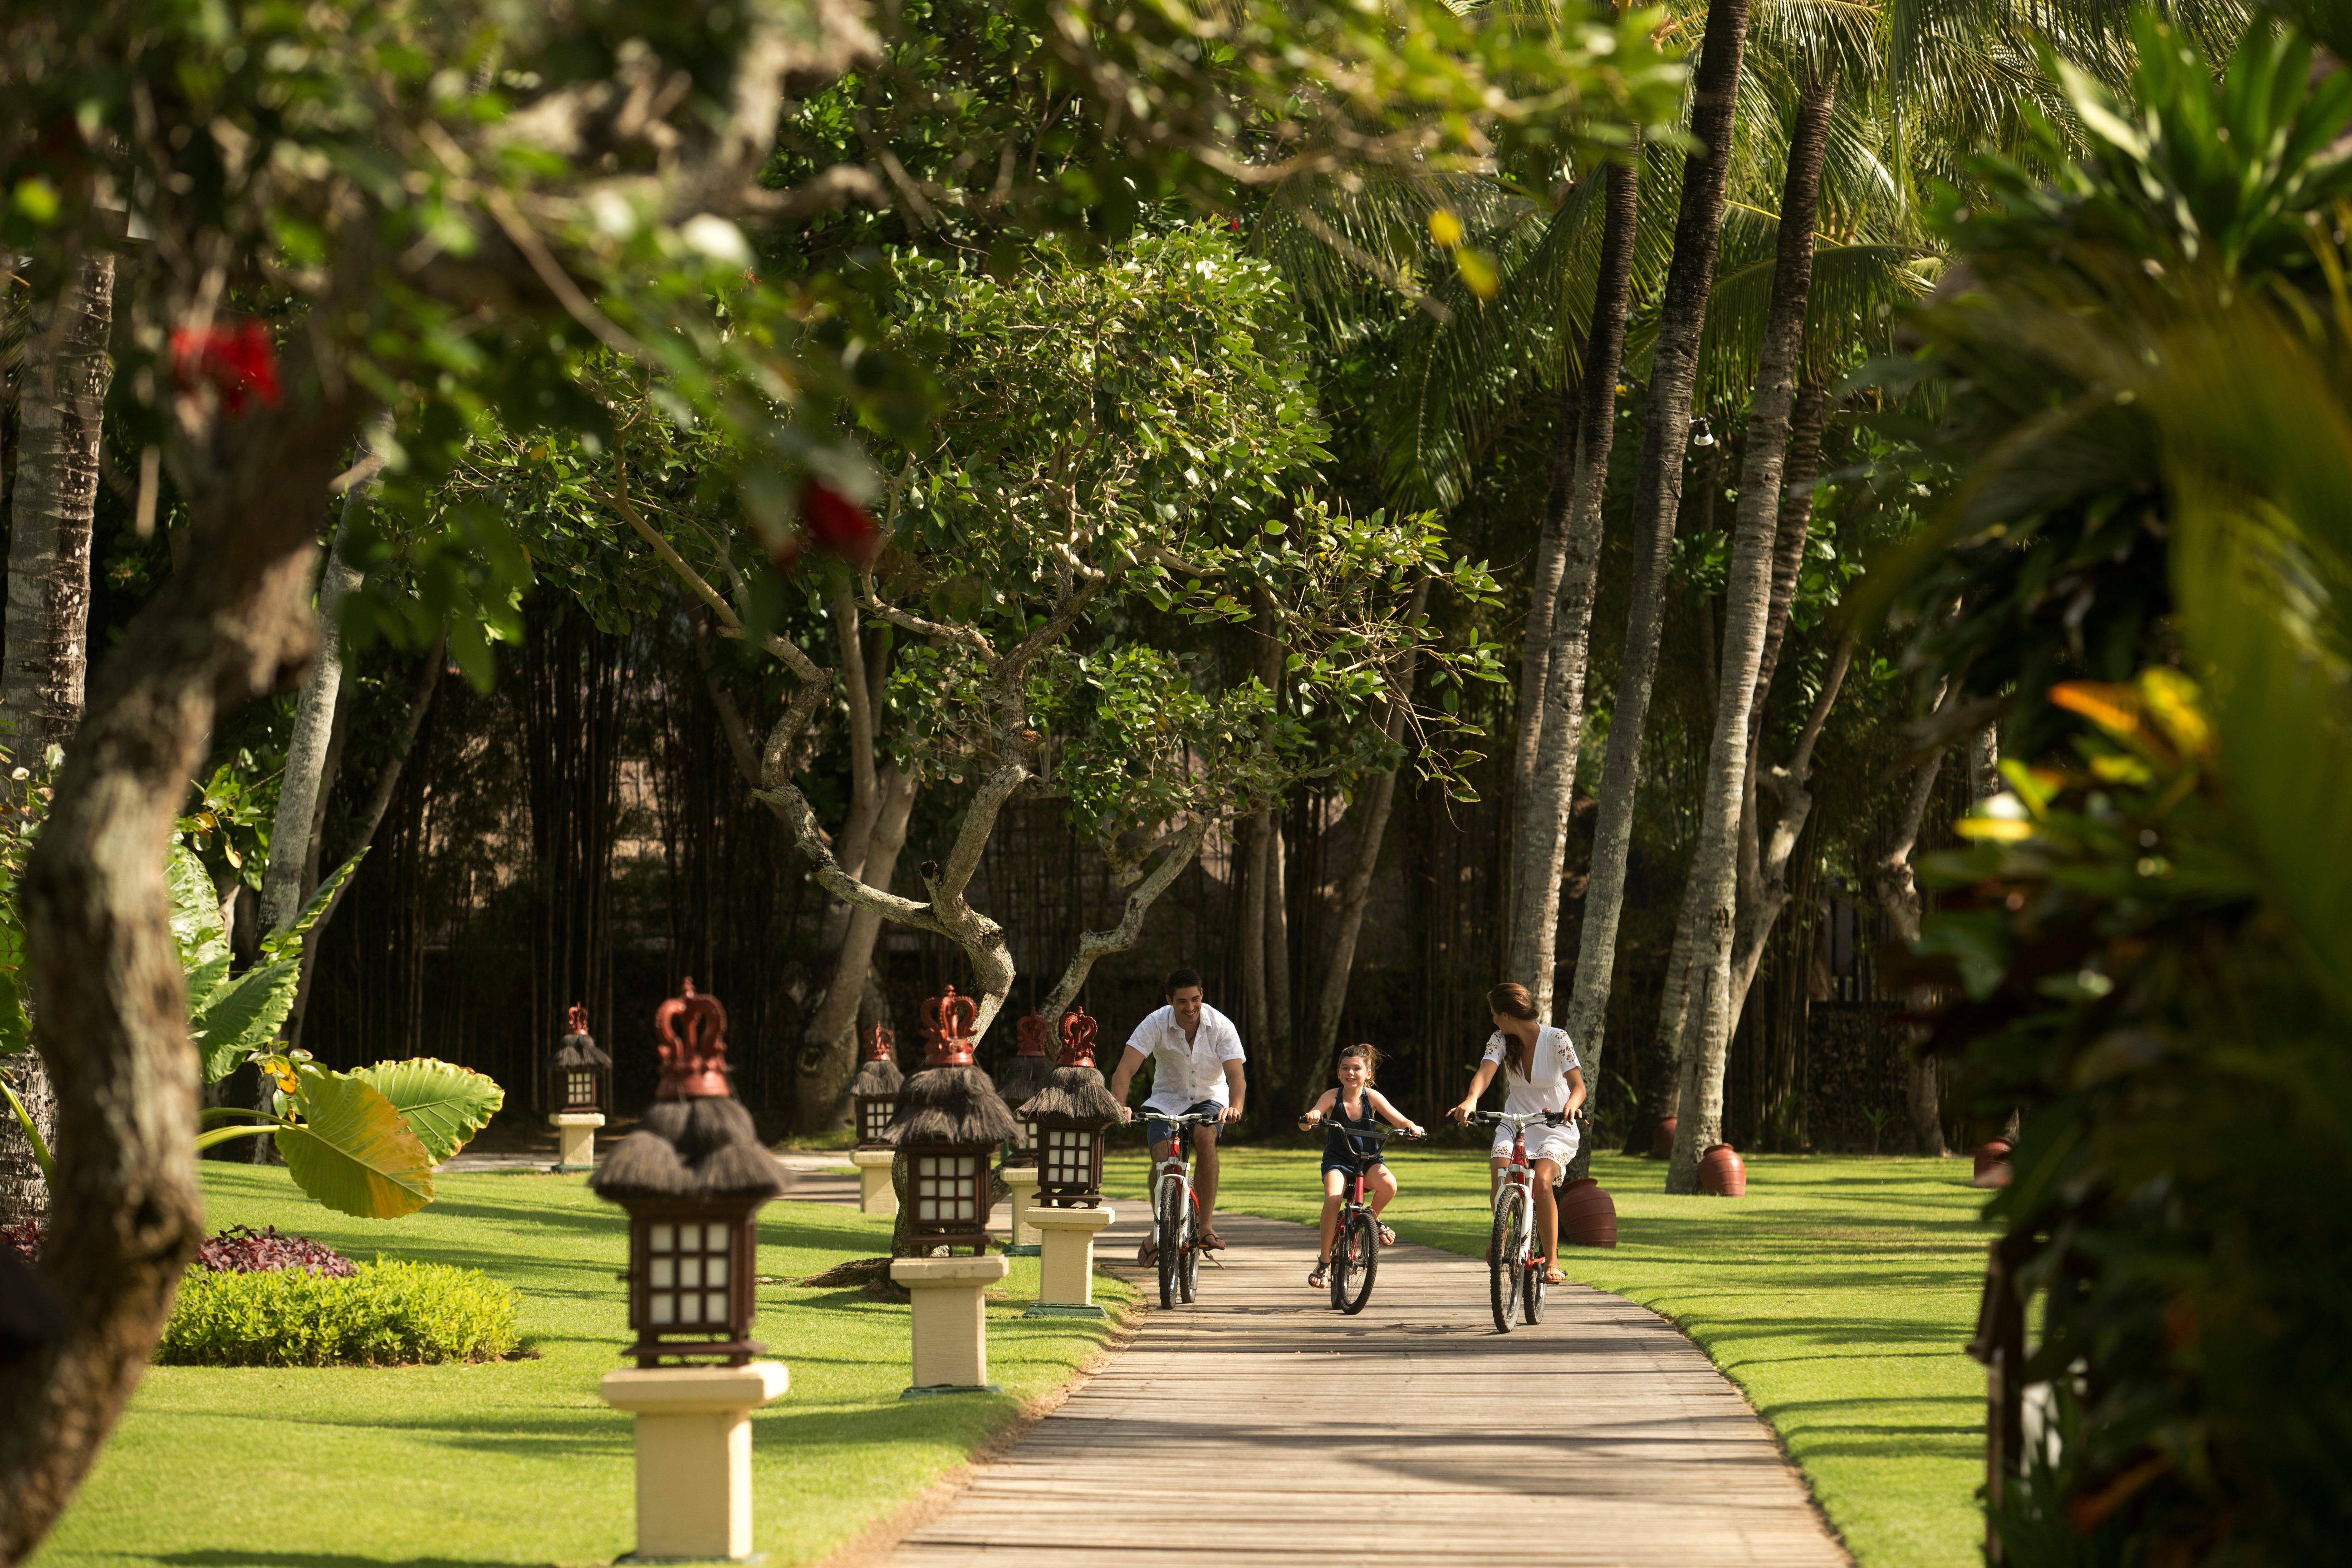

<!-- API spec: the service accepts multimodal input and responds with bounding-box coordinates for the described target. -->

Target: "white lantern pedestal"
[1003,1184,1043,1255]
[599,1360,788,1563]
[890,1254,1008,1397]
[850,1148,897,1215]
[549,1111,605,1173]
[1024,1205,1115,1318]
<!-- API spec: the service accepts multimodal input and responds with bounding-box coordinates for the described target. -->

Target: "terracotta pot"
[1650,1116,1678,1158]
[1558,1178,1618,1248]
[1698,1142,1746,1197]
[1971,1139,2014,1190]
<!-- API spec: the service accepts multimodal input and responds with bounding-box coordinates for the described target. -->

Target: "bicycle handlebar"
[1465,1109,1568,1129]
[1297,1120,1424,1140]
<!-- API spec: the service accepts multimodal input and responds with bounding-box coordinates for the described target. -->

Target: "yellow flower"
[1426,209,1465,249]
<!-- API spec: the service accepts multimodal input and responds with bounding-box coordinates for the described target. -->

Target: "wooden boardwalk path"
[887,1210,1849,1566]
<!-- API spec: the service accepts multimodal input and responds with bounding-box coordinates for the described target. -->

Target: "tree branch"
[1039,818,1208,1021]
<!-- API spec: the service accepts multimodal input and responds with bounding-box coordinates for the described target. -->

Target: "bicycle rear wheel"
[1179,1228,1200,1304]
[1524,1252,1548,1324]
[1156,1177,1183,1310]
[1338,1210,1378,1315]
[1490,1191,1525,1333]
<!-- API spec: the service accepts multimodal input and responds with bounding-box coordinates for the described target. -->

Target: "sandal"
[1543,1263,1568,1286]
[1136,1236,1158,1265]
[1197,1224,1227,1251]
[1308,1259,1329,1288]
[1378,1224,1397,1247]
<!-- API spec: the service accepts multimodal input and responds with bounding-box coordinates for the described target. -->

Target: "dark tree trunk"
[0,365,360,1560]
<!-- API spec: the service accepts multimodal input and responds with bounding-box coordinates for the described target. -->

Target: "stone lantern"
[1018,1009,1122,1319]
[547,1004,611,1173]
[1024,1009,1120,1206]
[888,985,1018,1258]
[850,1024,902,1147]
[591,979,789,1563]
[848,1024,902,1215]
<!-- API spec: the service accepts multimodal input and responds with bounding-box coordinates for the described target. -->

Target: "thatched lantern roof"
[553,1003,612,1073]
[1023,1009,1122,1125]
[887,986,1019,1147]
[849,1024,903,1100]
[593,979,785,1202]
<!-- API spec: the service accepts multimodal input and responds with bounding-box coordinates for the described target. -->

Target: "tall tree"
[1561,0,1754,1095]
[0,251,117,1230]
[1665,73,1838,1194]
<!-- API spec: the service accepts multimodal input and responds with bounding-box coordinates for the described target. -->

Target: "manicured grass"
[1167,1147,1991,1568]
[34,1165,1130,1568]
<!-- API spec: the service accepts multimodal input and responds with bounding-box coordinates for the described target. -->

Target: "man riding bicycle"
[1109,966,1246,1260]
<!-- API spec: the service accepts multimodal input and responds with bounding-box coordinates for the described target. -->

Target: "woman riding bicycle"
[1446,982,1586,1287]
[1298,1042,1423,1289]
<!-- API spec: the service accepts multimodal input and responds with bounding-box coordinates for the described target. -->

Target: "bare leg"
[1318,1169,1344,1266]
[1534,1157,1565,1279]
[1369,1164,1399,1221]
[1486,1156,1508,1258]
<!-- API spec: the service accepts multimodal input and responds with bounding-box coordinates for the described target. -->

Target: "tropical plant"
[172,840,503,1218]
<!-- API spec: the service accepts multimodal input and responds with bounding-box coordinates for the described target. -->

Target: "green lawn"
[1178,1147,1993,1568]
[33,1165,1130,1568]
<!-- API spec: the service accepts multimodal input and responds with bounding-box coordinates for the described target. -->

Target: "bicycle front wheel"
[1156,1177,1184,1310]
[1490,1191,1525,1333]
[1338,1210,1378,1315]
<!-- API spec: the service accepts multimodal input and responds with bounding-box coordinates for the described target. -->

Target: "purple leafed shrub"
[193,1224,357,1278]
[0,1219,37,1264]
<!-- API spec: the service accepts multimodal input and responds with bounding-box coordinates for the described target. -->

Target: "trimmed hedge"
[160,1259,521,1367]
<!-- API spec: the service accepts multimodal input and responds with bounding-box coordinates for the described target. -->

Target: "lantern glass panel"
[858,1098,895,1142]
[1044,1126,1094,1187]
[565,1070,596,1106]
[1014,1118,1038,1155]
[640,1215,740,1335]
[915,1153,980,1223]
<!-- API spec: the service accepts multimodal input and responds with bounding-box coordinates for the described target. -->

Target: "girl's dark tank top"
[1324,1091,1381,1164]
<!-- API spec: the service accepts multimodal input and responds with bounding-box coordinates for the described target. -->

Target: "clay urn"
[1650,1116,1678,1158]
[1971,1138,2014,1190]
[1557,1178,1618,1248]
[1698,1142,1746,1197]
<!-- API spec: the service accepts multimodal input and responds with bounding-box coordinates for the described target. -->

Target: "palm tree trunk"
[1666,76,1837,1194]
[0,252,116,1231]
[1311,581,1429,1056]
[1506,149,1642,1017]
[1559,0,1753,1116]
[1870,671,1963,1158]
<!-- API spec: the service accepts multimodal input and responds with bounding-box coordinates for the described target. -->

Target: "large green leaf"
[259,847,368,966]
[351,1058,504,1164]
[193,959,302,1083]
[276,1068,435,1218]
[167,841,229,970]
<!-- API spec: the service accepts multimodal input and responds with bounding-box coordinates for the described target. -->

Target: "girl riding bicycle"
[1299,1043,1423,1289]
[1446,983,1586,1287]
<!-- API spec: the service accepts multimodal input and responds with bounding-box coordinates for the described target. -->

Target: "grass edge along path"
[1180,1148,1990,1568]
[32,1164,1134,1568]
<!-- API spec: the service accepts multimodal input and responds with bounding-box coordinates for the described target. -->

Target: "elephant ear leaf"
[191,959,300,1083]
[351,1058,504,1164]
[259,848,368,966]
[276,1068,435,1218]
[168,840,229,970]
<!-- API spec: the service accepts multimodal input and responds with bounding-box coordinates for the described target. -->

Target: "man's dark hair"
[1164,966,1205,997]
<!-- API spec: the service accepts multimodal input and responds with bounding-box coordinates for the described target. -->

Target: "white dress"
[1482,1025,1582,1166]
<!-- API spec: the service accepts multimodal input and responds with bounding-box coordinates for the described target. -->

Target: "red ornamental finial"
[921,985,979,1068]
[566,1003,589,1037]
[1058,1008,1099,1070]
[654,976,731,1098]
[1015,1014,1050,1058]
[862,1022,896,1063]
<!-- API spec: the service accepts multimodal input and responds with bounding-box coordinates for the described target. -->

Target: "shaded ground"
[33,1166,1129,1568]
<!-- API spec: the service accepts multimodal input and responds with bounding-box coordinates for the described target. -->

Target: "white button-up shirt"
[1127,1003,1246,1114]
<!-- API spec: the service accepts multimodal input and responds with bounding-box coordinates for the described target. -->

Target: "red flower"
[169,321,281,415]
[774,479,882,573]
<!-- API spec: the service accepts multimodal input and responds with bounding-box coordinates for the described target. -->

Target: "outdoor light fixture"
[592,979,787,1367]
[1690,415,1717,448]
[1025,1009,1121,1207]
[849,1024,902,1148]
[889,985,1018,1256]
[997,1014,1055,1169]
[550,1004,612,1115]
[547,1004,611,1172]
